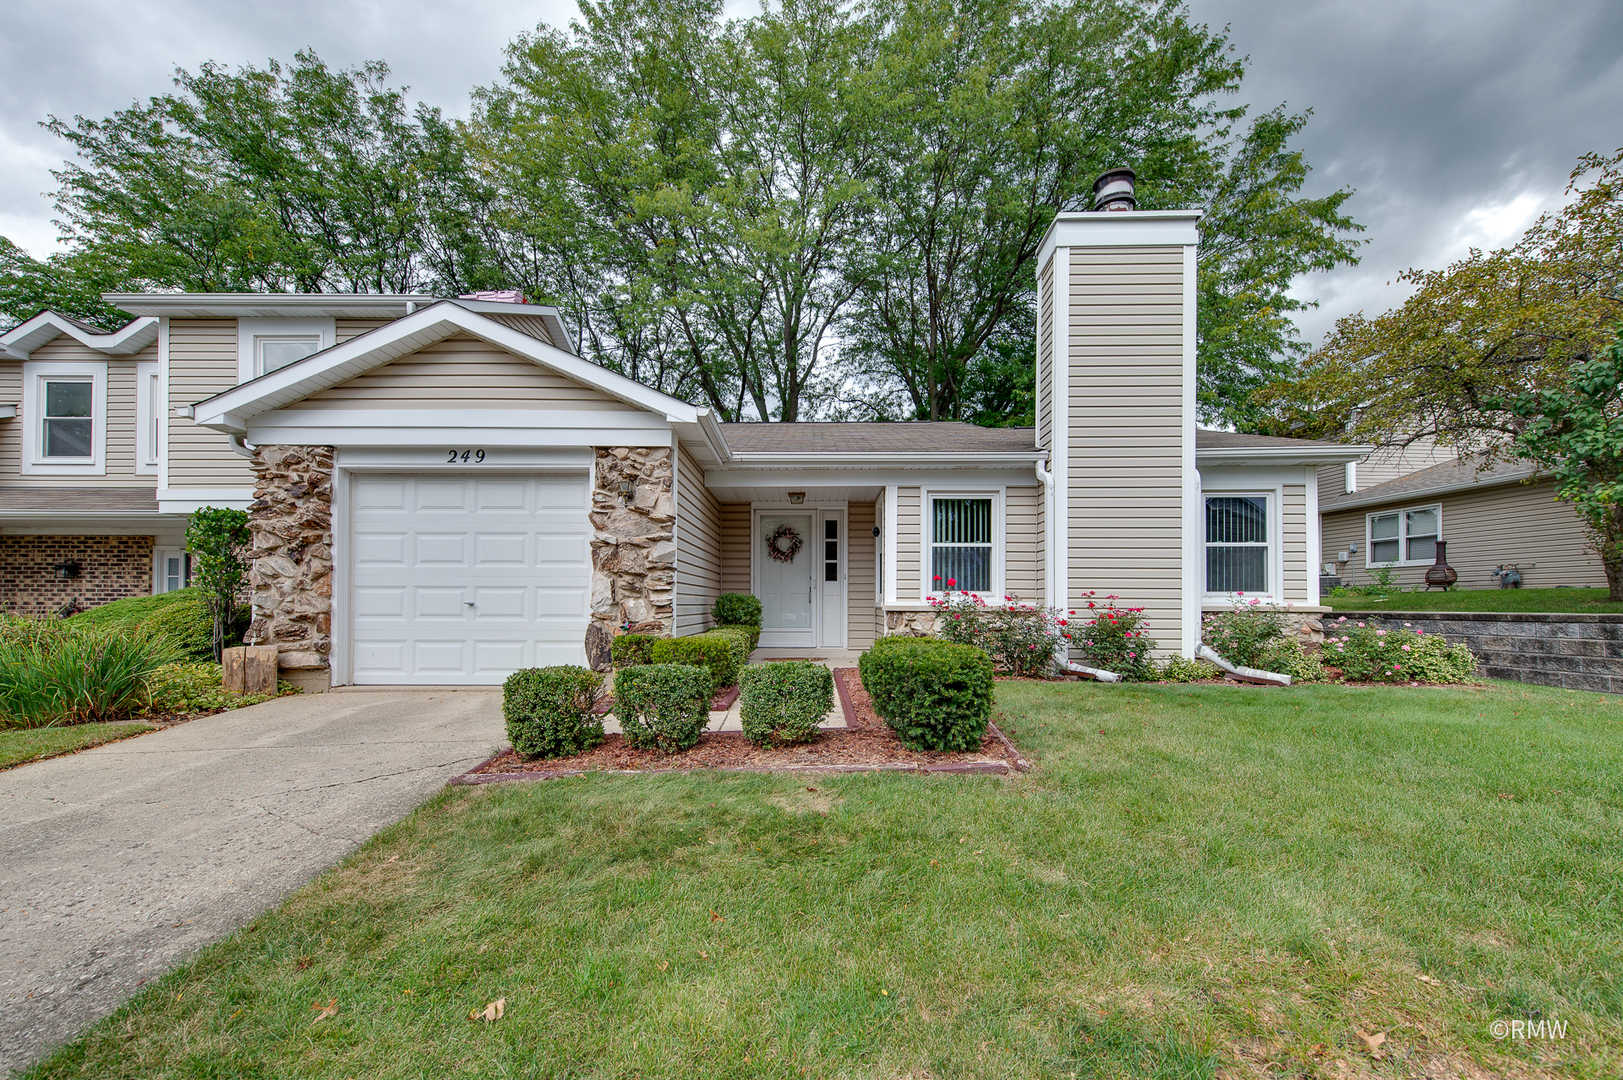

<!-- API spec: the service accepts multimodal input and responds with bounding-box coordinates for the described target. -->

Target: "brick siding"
[0,535,154,615]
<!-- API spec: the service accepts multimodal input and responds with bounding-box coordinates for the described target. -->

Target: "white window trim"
[920,487,1005,601]
[236,316,336,383]
[136,360,159,473]
[22,360,107,475]
[1203,488,1282,601]
[1365,503,1443,568]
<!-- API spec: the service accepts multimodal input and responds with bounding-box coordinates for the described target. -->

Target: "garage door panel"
[350,473,591,683]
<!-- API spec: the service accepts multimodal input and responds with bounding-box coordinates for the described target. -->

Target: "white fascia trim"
[193,302,699,433]
[22,360,107,475]
[247,408,672,450]
[157,487,255,514]
[1181,241,1200,656]
[704,467,1042,490]
[0,312,159,357]
[1197,446,1371,467]
[1036,210,1202,275]
[0,405,15,419]
[721,452,1045,470]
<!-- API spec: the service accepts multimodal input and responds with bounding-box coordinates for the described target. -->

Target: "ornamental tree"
[185,507,252,659]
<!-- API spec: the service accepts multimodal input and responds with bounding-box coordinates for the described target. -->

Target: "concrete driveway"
[0,688,504,1077]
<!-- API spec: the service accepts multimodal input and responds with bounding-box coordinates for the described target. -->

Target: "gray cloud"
[4,0,1619,351]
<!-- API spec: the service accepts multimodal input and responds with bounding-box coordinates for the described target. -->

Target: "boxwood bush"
[739,661,832,747]
[710,626,755,669]
[712,592,762,629]
[614,663,710,752]
[611,633,658,668]
[502,666,606,759]
[715,623,761,651]
[649,632,740,696]
[858,636,993,752]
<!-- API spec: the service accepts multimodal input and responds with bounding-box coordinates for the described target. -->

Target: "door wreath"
[764,523,804,563]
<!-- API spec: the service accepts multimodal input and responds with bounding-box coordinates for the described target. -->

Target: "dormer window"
[256,335,322,376]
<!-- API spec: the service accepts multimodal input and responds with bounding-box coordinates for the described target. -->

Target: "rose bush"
[1324,618,1478,683]
[928,589,1071,676]
[1068,592,1157,681]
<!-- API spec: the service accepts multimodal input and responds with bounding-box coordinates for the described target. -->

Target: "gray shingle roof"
[0,487,162,512]
[1319,453,1533,512]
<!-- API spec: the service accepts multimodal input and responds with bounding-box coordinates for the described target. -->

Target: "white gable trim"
[0,311,159,358]
[191,302,702,434]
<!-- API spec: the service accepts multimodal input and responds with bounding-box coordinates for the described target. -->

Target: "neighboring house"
[1318,454,1605,590]
[0,204,1361,688]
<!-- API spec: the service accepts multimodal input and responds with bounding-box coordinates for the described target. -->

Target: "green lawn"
[0,721,154,770]
[1325,586,1623,614]
[25,681,1623,1079]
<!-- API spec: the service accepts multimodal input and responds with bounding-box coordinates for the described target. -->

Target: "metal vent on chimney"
[1092,168,1136,212]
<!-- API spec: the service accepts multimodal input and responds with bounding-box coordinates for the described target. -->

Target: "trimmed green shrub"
[611,633,658,668]
[1254,644,1330,683]
[739,661,832,747]
[715,623,761,651]
[614,663,711,752]
[139,596,218,659]
[0,625,180,728]
[858,637,993,752]
[712,593,762,629]
[649,632,741,696]
[502,666,605,759]
[710,626,755,669]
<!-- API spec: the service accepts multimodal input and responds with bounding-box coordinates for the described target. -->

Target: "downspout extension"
[229,435,255,459]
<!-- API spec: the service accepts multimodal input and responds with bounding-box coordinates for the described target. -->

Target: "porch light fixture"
[52,561,81,580]
[617,479,634,497]
[787,491,805,504]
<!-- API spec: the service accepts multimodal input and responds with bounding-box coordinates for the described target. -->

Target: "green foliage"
[709,626,756,669]
[502,666,606,760]
[1200,600,1291,668]
[857,637,992,752]
[0,235,128,330]
[649,632,741,697]
[739,662,833,747]
[137,596,218,660]
[1324,619,1478,684]
[613,663,711,753]
[1156,655,1219,683]
[139,662,281,715]
[1068,594,1157,681]
[711,593,762,629]
[0,625,179,728]
[0,614,70,652]
[187,508,252,660]
[1253,644,1330,683]
[611,633,658,669]
[929,591,1065,675]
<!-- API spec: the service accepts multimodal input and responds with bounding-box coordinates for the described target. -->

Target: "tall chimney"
[1091,168,1137,212]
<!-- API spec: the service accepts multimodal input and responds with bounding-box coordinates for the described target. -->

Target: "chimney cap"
[458,289,527,304]
[1092,167,1137,212]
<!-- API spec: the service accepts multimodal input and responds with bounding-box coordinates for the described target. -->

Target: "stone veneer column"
[245,444,334,690]
[585,447,675,669]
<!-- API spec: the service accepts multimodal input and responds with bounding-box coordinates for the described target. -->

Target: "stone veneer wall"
[245,445,334,682]
[587,447,675,667]
[0,535,155,614]
[1337,610,1623,694]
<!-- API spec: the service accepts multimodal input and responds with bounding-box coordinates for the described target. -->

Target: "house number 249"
[446,449,486,463]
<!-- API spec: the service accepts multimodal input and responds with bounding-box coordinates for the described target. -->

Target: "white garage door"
[349,473,591,684]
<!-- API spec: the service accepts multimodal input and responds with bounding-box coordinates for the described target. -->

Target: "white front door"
[757,511,817,648]
[348,473,591,684]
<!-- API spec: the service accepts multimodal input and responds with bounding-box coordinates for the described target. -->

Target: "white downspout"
[1035,459,1055,610]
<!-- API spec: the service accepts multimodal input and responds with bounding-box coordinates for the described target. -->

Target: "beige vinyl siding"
[1282,483,1308,603]
[674,444,722,636]
[298,335,636,411]
[718,503,751,596]
[0,341,156,487]
[1322,479,1603,590]
[1067,246,1185,652]
[169,319,256,488]
[335,318,391,343]
[1006,486,1041,602]
[895,486,921,600]
[847,499,876,649]
[1036,255,1054,450]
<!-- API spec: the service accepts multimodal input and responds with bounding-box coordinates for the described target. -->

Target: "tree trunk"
[1601,505,1623,601]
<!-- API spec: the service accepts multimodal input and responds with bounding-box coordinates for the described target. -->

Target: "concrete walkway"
[0,689,504,1077]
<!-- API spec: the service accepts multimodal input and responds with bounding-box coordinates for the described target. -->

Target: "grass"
[1325,586,1623,614]
[24,680,1623,1079]
[0,721,154,770]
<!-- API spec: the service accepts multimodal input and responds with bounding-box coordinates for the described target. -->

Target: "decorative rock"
[584,621,613,672]
[590,447,674,641]
[245,444,334,678]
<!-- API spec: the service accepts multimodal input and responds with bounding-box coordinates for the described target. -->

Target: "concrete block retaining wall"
[1334,611,1623,694]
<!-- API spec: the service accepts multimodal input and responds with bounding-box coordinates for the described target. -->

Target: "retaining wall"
[1334,611,1623,694]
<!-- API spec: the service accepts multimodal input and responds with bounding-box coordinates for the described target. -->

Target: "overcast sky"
[2,0,1619,348]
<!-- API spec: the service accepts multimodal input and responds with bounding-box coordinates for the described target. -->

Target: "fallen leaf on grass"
[469,998,505,1023]
[1498,793,1514,800]
[657,961,669,971]
[310,999,338,1023]
[1356,1030,1386,1058]
[698,951,709,960]
[1416,974,1438,985]
[710,910,724,923]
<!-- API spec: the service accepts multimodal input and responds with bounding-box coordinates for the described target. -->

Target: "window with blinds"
[930,496,992,593]
[1205,495,1269,594]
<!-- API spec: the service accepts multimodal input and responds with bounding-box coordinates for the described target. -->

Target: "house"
[0,196,1362,689]
[1318,453,1605,590]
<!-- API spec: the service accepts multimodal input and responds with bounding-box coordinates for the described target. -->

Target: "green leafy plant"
[1157,655,1219,683]
[709,626,755,670]
[649,632,741,697]
[711,593,763,629]
[611,633,658,668]
[502,666,605,760]
[739,662,832,747]
[186,507,251,660]
[1201,598,1291,667]
[139,662,282,715]
[858,637,993,752]
[0,624,180,728]
[928,591,1069,676]
[1254,644,1330,683]
[714,623,761,651]
[1068,593,1157,681]
[138,595,217,660]
[0,614,70,652]
[1324,618,1478,683]
[613,664,711,753]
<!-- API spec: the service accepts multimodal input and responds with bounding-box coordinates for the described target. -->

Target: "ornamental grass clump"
[502,666,606,759]
[1325,618,1478,683]
[614,663,711,752]
[0,623,179,728]
[739,661,832,747]
[858,636,993,752]
[928,589,1070,676]
[1068,592,1157,681]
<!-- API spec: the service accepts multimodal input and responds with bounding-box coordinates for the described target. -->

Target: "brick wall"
[0,535,154,615]
[1337,610,1623,694]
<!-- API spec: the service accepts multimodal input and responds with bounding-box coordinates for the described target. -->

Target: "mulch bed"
[454,668,1029,784]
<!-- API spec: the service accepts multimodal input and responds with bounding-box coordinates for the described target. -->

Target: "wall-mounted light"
[52,561,81,580]
[872,525,881,537]
[787,491,805,504]
[617,479,634,499]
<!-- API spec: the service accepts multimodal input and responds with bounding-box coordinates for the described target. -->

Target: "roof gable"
[0,311,158,358]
